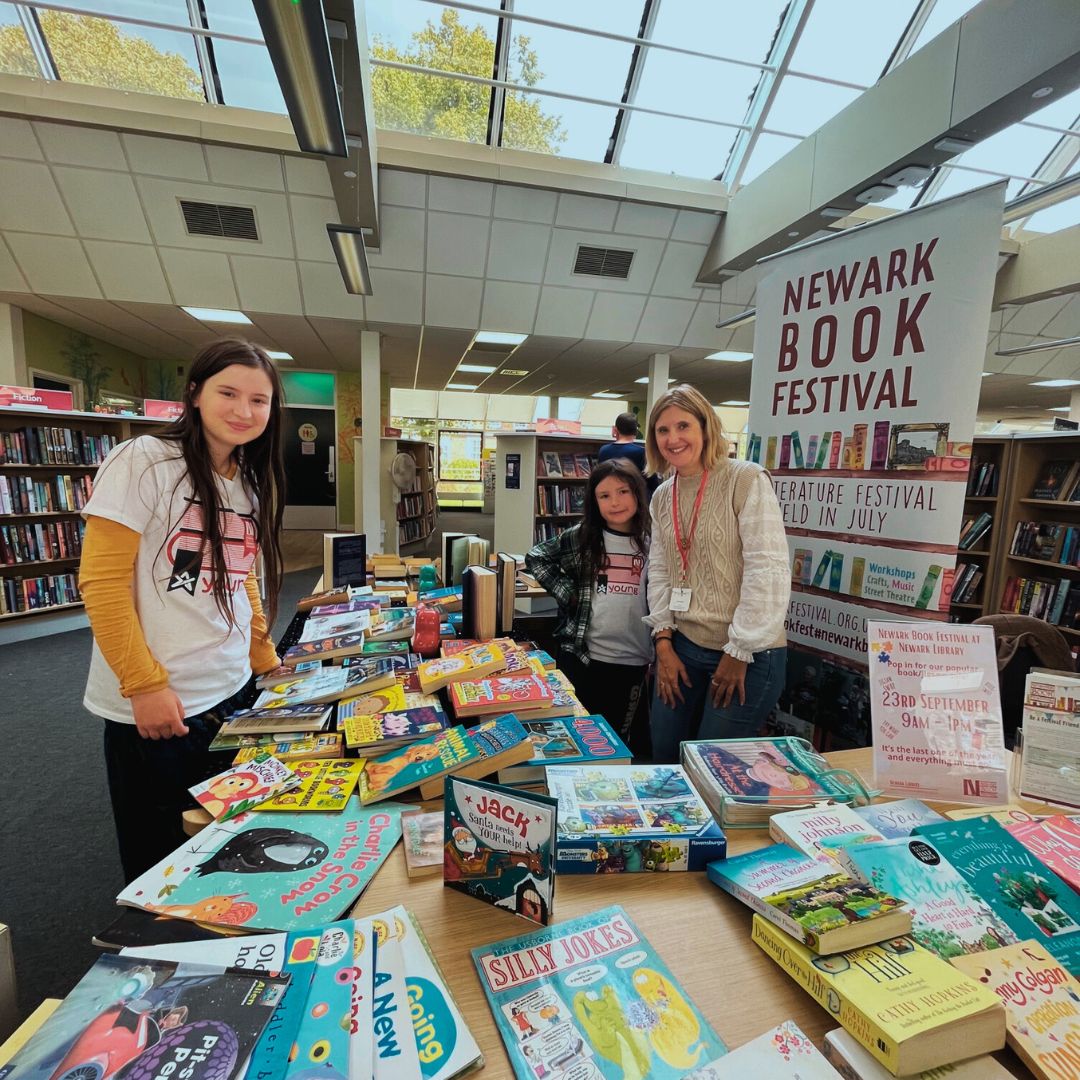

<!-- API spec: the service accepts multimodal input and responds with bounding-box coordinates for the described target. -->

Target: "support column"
[360,330,383,548]
[1070,388,1080,423]
[645,353,670,427]
[0,304,26,384]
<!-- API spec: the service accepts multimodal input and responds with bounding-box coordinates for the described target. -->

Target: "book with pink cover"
[1006,815,1080,894]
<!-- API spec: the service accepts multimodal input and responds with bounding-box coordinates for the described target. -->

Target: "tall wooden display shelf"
[0,406,163,640]
[353,436,438,556]
[493,433,606,554]
[993,431,1080,643]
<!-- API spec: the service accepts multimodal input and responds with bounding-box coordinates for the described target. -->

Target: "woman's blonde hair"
[644,383,729,476]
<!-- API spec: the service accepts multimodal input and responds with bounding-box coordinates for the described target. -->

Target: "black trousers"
[557,649,652,761]
[102,677,256,883]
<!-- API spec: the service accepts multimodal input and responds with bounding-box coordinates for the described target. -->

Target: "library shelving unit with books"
[949,436,1013,622]
[493,432,606,554]
[353,436,438,555]
[994,431,1080,640]
[0,405,164,641]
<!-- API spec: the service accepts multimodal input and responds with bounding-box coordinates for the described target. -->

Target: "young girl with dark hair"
[79,339,287,880]
[525,458,652,757]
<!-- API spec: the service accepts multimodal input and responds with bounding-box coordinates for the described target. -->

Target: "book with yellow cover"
[233,731,343,763]
[338,682,407,717]
[950,940,1080,1080]
[255,757,365,811]
[751,915,1005,1076]
[417,642,506,694]
[341,706,449,751]
[944,803,1038,825]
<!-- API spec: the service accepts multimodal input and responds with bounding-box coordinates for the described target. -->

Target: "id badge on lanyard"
[671,472,707,614]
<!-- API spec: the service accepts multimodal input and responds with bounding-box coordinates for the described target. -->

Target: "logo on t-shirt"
[596,552,646,596]
[165,498,258,595]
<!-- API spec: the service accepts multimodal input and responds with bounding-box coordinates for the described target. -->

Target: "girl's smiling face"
[593,474,638,531]
[192,362,274,467]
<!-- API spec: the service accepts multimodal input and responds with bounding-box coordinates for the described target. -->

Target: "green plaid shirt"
[524,525,593,665]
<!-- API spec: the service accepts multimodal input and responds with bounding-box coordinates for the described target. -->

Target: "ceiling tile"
[298,260,365,320]
[1000,295,1071,335]
[544,230,665,293]
[1041,296,1080,339]
[424,274,482,329]
[365,269,423,324]
[637,297,697,345]
[284,156,333,197]
[652,241,708,300]
[480,281,539,333]
[231,255,303,315]
[494,184,557,224]
[428,175,493,217]
[672,209,720,243]
[614,202,677,239]
[0,238,28,291]
[0,160,74,234]
[83,241,171,304]
[1034,352,1080,379]
[288,195,338,262]
[379,168,427,209]
[53,168,151,243]
[681,301,725,349]
[205,146,285,191]
[367,205,425,273]
[0,118,42,160]
[534,287,594,337]
[35,122,124,170]
[556,193,618,231]
[159,248,238,308]
[254,315,334,364]
[426,212,490,277]
[1002,353,1049,376]
[487,220,551,284]
[122,133,209,181]
[5,234,101,297]
[586,293,647,342]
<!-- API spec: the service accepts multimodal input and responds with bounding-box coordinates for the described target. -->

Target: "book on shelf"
[402,808,443,878]
[950,561,985,604]
[707,842,912,954]
[498,714,631,786]
[685,1021,842,1079]
[0,570,79,613]
[768,804,887,869]
[1000,574,1074,624]
[752,915,1005,1076]
[1010,520,1080,564]
[821,1026,1014,1080]
[1031,459,1080,501]
[471,905,726,1079]
[322,531,367,588]
[0,425,117,465]
[957,511,993,550]
[965,456,999,497]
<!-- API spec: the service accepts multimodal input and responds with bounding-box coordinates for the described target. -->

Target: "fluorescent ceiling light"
[705,351,752,362]
[592,392,623,399]
[721,399,750,406]
[996,336,1080,357]
[1031,379,1080,387]
[181,307,252,324]
[457,364,497,374]
[446,383,477,391]
[475,331,528,346]
[266,351,292,361]
[327,225,372,295]
[499,369,529,376]
[1048,406,1072,412]
[715,307,756,330]
[634,377,676,384]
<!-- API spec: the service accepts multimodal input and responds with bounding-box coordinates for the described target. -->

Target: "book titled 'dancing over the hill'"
[751,915,1005,1076]
[707,843,911,954]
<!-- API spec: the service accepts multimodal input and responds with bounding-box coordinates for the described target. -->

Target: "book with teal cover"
[471,904,725,1078]
[914,818,1080,973]
[117,800,406,932]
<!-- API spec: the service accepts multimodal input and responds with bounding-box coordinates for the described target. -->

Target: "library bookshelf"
[353,436,438,556]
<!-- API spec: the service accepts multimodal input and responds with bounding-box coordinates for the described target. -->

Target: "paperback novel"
[1006,815,1080,893]
[341,705,448,752]
[769,805,886,868]
[685,1022,839,1079]
[498,714,632,786]
[852,798,946,839]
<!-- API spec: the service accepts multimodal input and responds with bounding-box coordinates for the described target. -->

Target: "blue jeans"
[650,633,787,763]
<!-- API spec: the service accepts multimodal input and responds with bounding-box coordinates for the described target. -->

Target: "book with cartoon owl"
[117,799,406,932]
[471,904,726,1079]
[545,764,726,874]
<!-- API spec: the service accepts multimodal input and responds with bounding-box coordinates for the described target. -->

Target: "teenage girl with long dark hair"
[79,339,287,880]
[525,458,652,757]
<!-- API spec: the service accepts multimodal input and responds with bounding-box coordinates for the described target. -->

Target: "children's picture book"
[707,843,911,955]
[401,809,443,878]
[546,764,727,873]
[472,904,726,1079]
[852,798,946,839]
[751,916,1005,1076]
[415,713,534,800]
[417,642,507,694]
[950,939,1080,1080]
[231,732,343,764]
[342,706,449,752]
[498,714,632,786]
[769,805,887,868]
[92,908,243,951]
[254,758,365,812]
[684,1021,841,1079]
[189,753,300,821]
[443,776,557,926]
[838,835,1017,959]
[345,919,375,1080]
[448,672,554,718]
[915,818,1080,973]
[118,799,405,931]
[1006,815,1080,893]
[337,682,407,717]
[822,1027,1015,1080]
[360,931,421,1080]
[513,670,583,720]
[0,953,289,1080]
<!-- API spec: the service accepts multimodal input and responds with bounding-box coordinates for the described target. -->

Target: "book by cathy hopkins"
[118,798,405,932]
[0,953,289,1080]
[189,753,300,821]
[443,776,557,926]
[472,904,725,1079]
[915,817,1080,974]
[950,939,1080,1080]
[254,758,365,812]
[546,764,726,873]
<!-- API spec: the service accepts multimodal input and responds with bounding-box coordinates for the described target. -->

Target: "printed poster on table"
[867,620,1007,804]
[748,183,1005,746]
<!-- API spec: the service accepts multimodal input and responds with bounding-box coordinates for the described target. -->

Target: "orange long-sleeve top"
[79,515,279,698]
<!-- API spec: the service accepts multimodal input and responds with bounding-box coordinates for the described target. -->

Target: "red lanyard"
[672,471,708,581]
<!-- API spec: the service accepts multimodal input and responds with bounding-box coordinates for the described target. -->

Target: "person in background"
[525,458,652,758]
[79,339,286,881]
[644,384,789,761]
[599,412,659,497]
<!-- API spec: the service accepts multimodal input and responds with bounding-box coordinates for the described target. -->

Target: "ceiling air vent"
[180,199,259,241]
[573,244,634,279]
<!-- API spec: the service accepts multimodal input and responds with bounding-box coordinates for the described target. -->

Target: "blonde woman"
[643,385,789,761]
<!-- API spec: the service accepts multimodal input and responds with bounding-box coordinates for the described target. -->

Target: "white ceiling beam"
[995,222,1080,306]
[608,0,660,166]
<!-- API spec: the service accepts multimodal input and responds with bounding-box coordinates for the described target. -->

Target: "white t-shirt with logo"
[82,435,258,723]
[585,530,652,666]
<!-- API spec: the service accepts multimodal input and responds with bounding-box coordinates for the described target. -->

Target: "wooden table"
[348,747,1046,1078]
